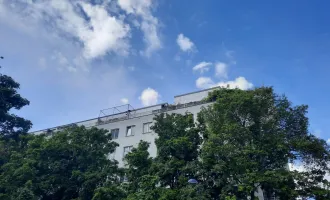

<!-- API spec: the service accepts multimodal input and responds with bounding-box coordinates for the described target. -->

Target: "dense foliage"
[199,87,330,199]
[124,87,330,200]
[0,69,329,199]
[0,126,122,199]
[0,73,32,140]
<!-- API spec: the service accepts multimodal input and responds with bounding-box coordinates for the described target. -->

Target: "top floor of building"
[30,87,220,135]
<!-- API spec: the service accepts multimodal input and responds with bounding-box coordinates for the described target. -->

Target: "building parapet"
[30,99,213,136]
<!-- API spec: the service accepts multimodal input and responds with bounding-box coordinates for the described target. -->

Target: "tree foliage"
[199,87,330,199]
[1,74,329,200]
[124,112,206,199]
[0,126,122,200]
[124,87,330,200]
[0,73,32,140]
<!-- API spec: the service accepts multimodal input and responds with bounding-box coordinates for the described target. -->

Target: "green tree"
[0,72,32,140]
[124,112,207,199]
[124,140,153,194]
[152,113,202,190]
[199,87,330,199]
[0,126,122,200]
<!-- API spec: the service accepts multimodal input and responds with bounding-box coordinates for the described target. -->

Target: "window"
[126,125,135,136]
[111,128,119,139]
[123,146,133,157]
[143,122,152,133]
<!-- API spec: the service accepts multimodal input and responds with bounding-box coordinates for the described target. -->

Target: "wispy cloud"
[193,61,212,74]
[118,0,161,56]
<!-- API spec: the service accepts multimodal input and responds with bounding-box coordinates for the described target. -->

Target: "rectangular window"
[123,146,133,157]
[126,125,135,136]
[143,122,152,133]
[111,128,119,139]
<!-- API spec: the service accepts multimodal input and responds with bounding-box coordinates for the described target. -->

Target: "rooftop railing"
[32,99,213,135]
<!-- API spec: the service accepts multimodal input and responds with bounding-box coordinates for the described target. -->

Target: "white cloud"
[2,0,131,60]
[196,77,215,89]
[196,76,253,90]
[215,62,228,78]
[118,0,161,56]
[121,98,129,104]
[51,51,79,73]
[216,77,253,90]
[79,2,131,58]
[139,87,160,106]
[193,61,212,74]
[176,33,195,52]
[327,138,330,144]
[0,0,138,130]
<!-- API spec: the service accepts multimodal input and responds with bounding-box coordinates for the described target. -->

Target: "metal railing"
[96,100,212,126]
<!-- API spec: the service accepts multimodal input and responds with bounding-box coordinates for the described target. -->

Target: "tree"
[151,113,202,190]
[0,71,32,140]
[199,87,330,199]
[124,140,153,194]
[124,113,208,199]
[0,126,122,199]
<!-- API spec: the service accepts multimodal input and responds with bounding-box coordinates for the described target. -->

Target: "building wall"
[95,103,212,167]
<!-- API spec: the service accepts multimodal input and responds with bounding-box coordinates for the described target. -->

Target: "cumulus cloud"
[118,0,161,56]
[0,0,138,130]
[215,62,228,78]
[121,98,129,104]
[327,138,330,144]
[193,61,212,74]
[2,0,131,60]
[176,33,195,52]
[139,88,160,106]
[196,77,215,89]
[79,2,131,58]
[217,77,253,90]
[196,76,253,90]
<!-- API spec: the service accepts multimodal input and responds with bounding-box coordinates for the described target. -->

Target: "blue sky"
[0,0,330,142]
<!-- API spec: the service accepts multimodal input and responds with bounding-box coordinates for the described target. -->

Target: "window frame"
[143,122,152,133]
[126,125,135,137]
[110,128,119,139]
[123,145,133,157]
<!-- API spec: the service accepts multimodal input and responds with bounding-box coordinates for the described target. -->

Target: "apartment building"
[30,87,269,200]
[30,87,217,167]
